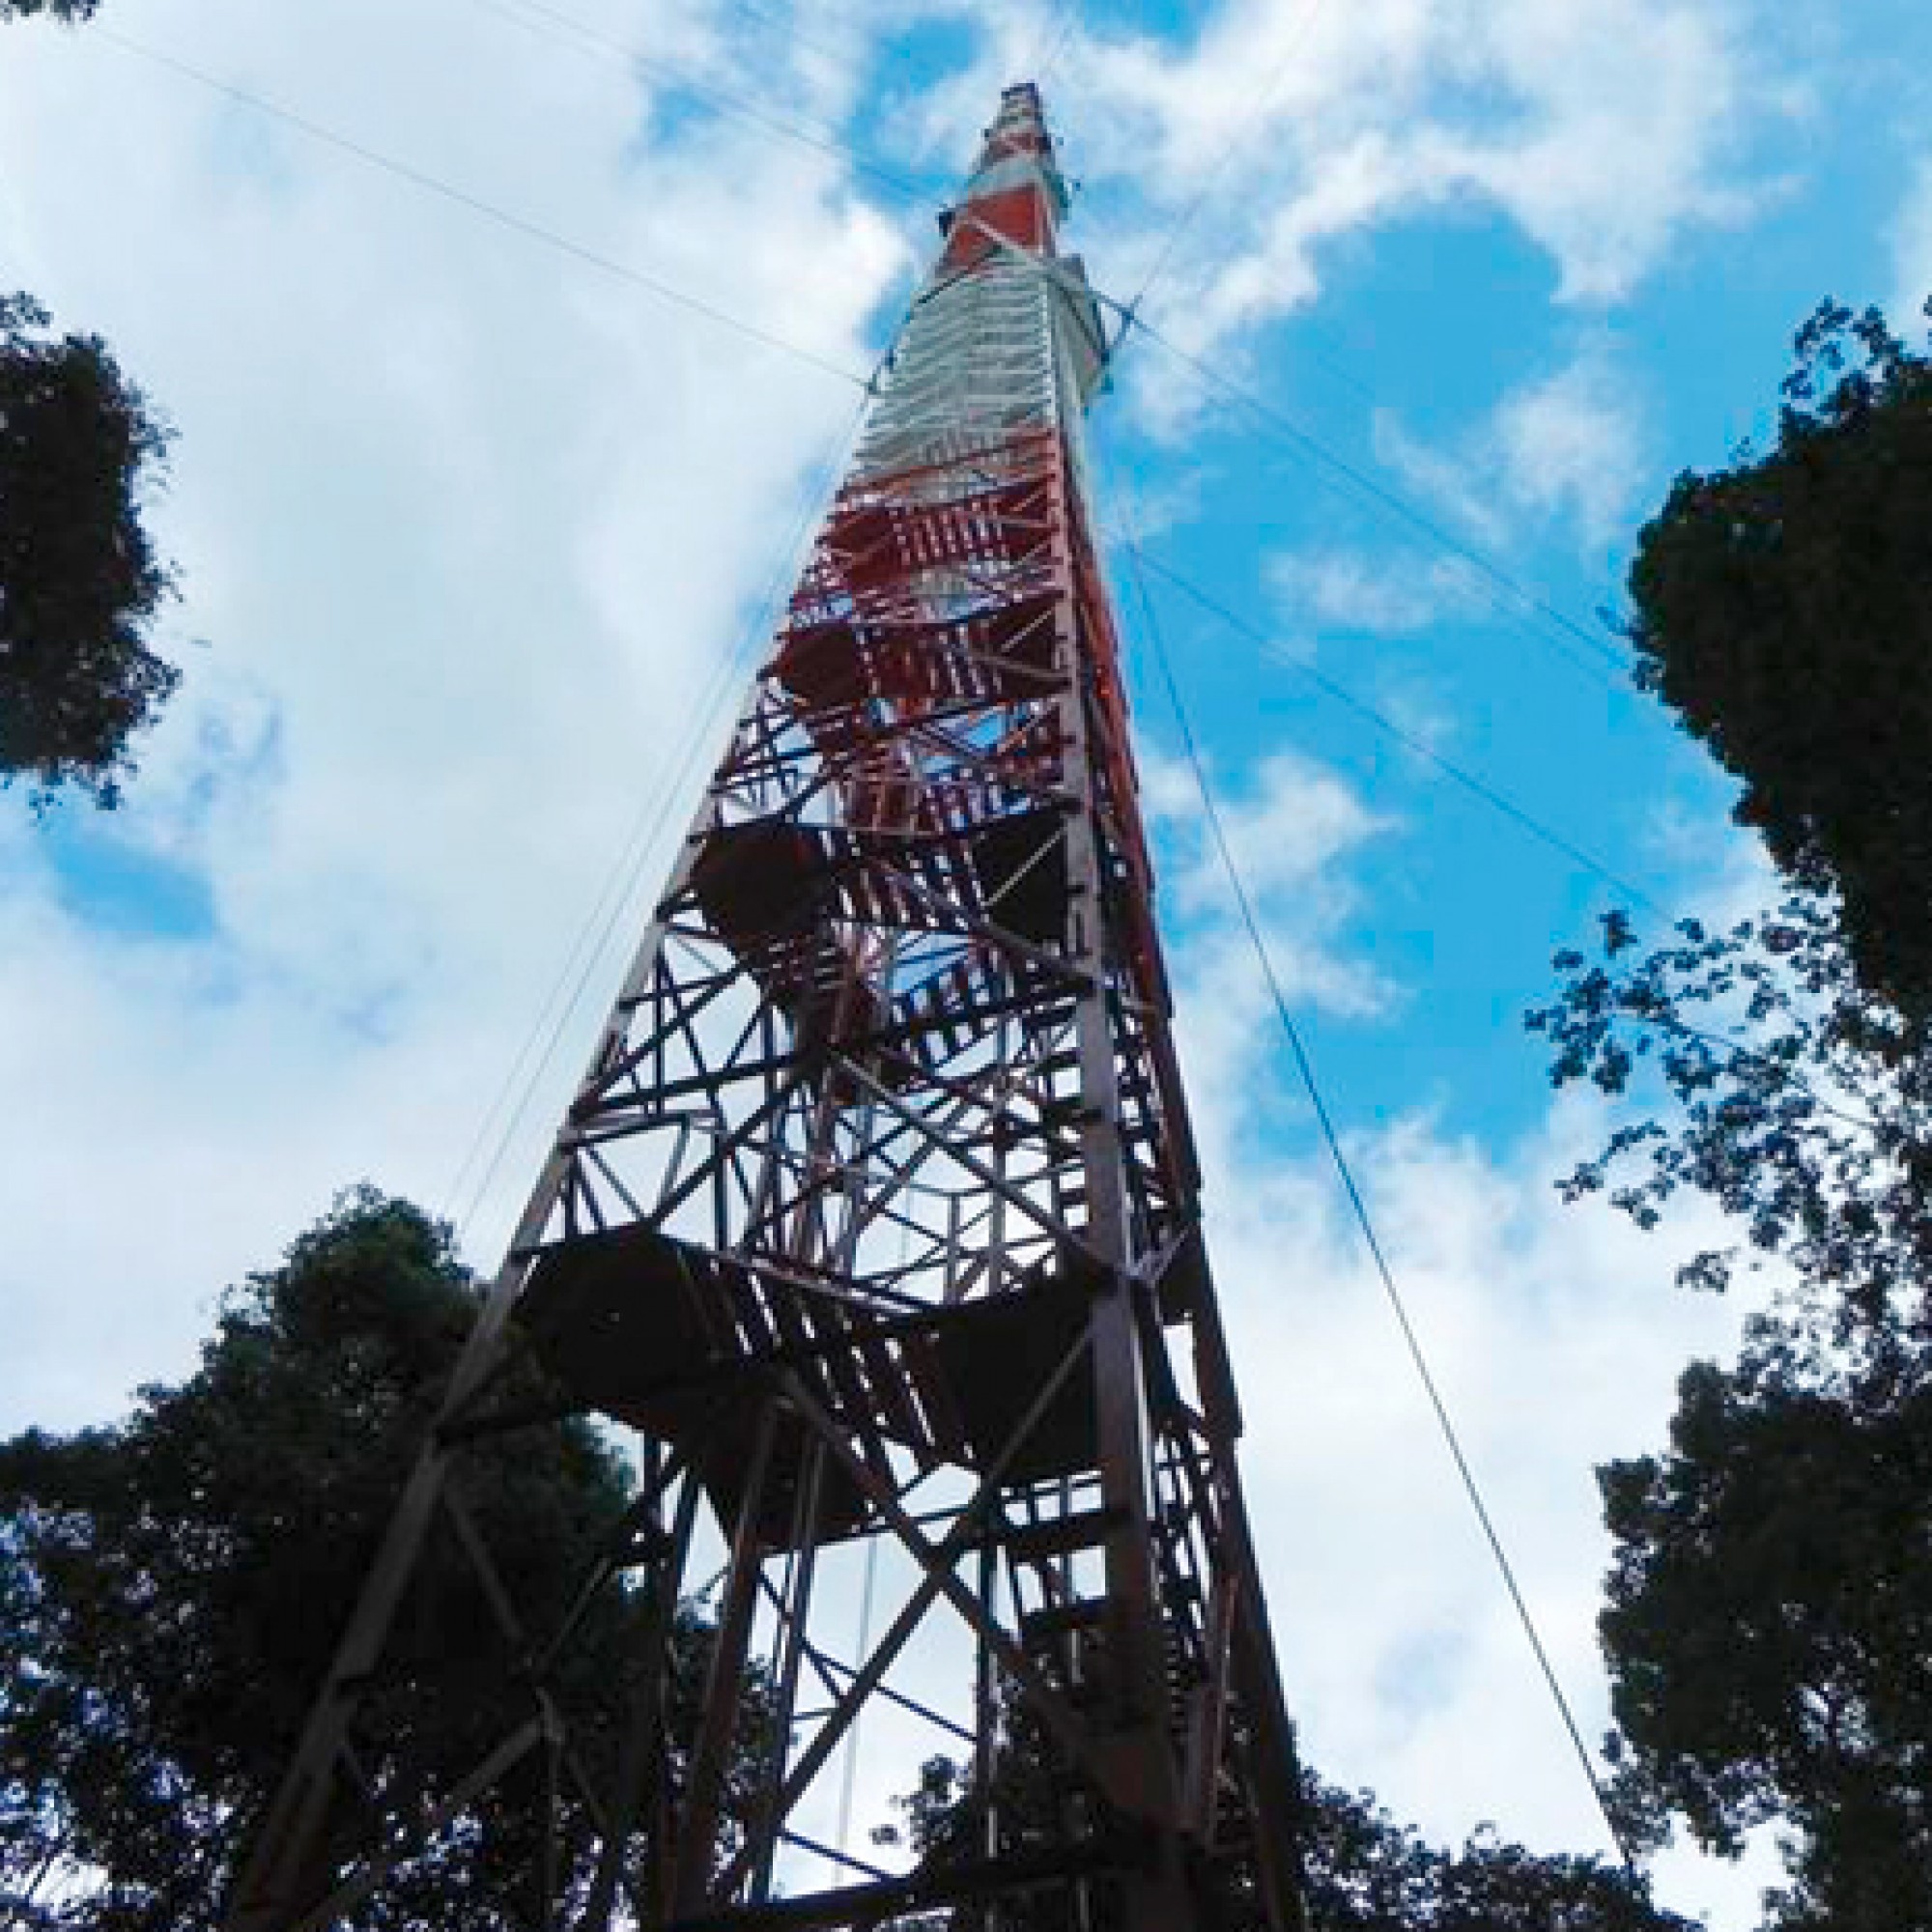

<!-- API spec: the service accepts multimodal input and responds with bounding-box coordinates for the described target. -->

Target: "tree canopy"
[0,4,101,21]
[4,1188,1698,1932]
[1533,892,1932,1926]
[1529,888,1932,1374]
[0,293,177,809]
[0,1189,770,1930]
[1599,1348,1932,1932]
[887,1747,1692,1932]
[1535,293,1932,1927]
[1295,1774,1692,1932]
[1626,299,1932,1016]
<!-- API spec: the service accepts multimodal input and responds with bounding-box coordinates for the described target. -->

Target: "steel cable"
[93,24,873,391]
[1121,528,1645,1880]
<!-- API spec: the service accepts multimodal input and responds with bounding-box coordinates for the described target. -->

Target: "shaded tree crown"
[1625,297,1932,1015]
[0,1188,771,1931]
[0,292,177,808]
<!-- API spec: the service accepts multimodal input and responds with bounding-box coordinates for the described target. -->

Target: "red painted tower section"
[228,84,1307,1932]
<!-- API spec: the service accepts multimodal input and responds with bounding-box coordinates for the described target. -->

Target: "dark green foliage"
[1533,896,1932,1923]
[1528,889,1932,1372]
[0,1189,770,1930]
[0,293,177,808]
[1550,290,1932,1920]
[0,3,101,22]
[886,1750,1689,1930]
[1599,1350,1932,1931]
[1626,298,1932,1016]
[1297,1775,1692,1932]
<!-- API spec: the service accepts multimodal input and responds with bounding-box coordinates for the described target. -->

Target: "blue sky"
[6,1,1931,1922]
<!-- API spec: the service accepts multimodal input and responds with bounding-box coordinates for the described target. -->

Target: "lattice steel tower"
[231,83,1306,1932]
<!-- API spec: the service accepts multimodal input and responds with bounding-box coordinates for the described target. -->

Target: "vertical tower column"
[228,83,1305,1932]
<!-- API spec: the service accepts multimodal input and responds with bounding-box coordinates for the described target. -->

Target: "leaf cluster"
[0,293,177,808]
[1295,1776,1690,1932]
[1527,889,1932,1378]
[0,1189,772,1930]
[1598,1350,1932,1931]
[1530,888,1932,1923]
[1626,298,1932,1016]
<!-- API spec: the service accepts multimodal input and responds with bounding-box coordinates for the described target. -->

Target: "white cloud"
[1370,408,1515,549]
[1451,0,1764,304]
[1163,904,1782,1924]
[1269,547,1484,636]
[1145,744,1400,1031]
[1020,0,1785,385]
[0,0,907,1427]
[1210,1102,1780,1919]
[688,0,1784,465]
[1372,342,1649,555]
[1130,735,1781,1922]
[1492,348,1650,551]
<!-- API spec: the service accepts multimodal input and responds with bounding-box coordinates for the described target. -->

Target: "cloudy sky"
[5,0,1929,1922]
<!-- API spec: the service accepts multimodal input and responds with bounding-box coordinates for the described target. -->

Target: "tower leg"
[671,1408,781,1917]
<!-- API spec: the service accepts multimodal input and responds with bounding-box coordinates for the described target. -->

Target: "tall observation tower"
[232,83,1307,1932]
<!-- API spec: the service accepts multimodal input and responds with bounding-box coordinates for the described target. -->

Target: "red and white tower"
[231,83,1307,1932]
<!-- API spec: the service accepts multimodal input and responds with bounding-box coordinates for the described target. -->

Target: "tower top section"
[938,81,1073,271]
[856,83,1106,485]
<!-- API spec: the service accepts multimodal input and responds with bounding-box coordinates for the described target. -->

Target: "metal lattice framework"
[229,83,1306,1932]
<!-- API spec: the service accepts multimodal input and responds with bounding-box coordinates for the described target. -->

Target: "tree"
[1296,1774,1692,1932]
[1598,1349,1932,1932]
[1537,293,1932,1928]
[1531,895,1932,1923]
[1529,889,1932,1374]
[0,293,177,809]
[1625,298,1932,1016]
[885,1748,1691,1930]
[0,1189,771,1930]
[0,4,101,22]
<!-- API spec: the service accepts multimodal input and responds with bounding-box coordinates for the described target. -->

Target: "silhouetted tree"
[1532,885,1932,1920]
[0,1190,771,1929]
[1530,890,1932,1372]
[0,293,177,808]
[885,1745,1690,1930]
[1626,298,1932,1016]
[1599,1346,1932,1932]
